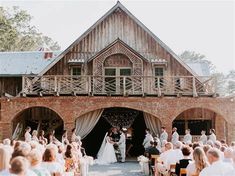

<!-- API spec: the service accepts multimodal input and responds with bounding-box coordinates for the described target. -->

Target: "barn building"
[0,2,234,156]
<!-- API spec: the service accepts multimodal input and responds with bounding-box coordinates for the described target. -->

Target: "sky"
[1,0,235,74]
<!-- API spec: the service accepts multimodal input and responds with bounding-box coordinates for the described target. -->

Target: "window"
[155,67,164,88]
[71,67,81,76]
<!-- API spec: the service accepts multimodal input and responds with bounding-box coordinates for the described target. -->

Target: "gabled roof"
[86,38,149,63]
[0,51,61,76]
[38,1,198,76]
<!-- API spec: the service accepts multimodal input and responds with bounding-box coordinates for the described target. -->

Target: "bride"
[95,130,117,165]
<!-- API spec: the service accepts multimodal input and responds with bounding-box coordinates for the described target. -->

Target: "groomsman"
[200,130,207,145]
[171,127,179,146]
[209,129,216,143]
[143,128,154,150]
[160,127,168,147]
[117,128,126,162]
[183,129,192,144]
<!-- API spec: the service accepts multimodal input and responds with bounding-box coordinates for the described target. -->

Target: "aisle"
[88,161,145,176]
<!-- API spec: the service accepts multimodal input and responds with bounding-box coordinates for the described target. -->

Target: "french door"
[105,68,131,94]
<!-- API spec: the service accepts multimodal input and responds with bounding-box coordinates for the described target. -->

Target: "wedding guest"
[199,148,233,176]
[208,129,216,143]
[223,147,233,163]
[24,126,32,142]
[71,128,82,146]
[0,147,11,174]
[199,130,207,145]
[41,148,63,175]
[186,147,208,176]
[28,149,51,176]
[173,141,184,162]
[64,144,79,174]
[10,156,33,176]
[175,146,191,176]
[160,127,168,147]
[38,130,47,145]
[2,138,13,154]
[183,129,192,144]
[32,130,39,142]
[171,127,179,146]
[142,128,154,150]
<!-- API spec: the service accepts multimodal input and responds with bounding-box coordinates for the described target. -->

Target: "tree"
[0,6,60,51]
[179,50,216,73]
[179,50,234,96]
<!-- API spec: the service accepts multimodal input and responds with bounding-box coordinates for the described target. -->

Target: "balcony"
[22,75,217,97]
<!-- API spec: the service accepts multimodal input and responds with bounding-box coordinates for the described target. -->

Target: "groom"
[117,128,126,163]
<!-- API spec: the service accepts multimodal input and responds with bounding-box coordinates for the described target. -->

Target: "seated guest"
[0,147,11,174]
[186,147,208,176]
[200,148,233,176]
[173,141,184,162]
[28,149,51,176]
[175,146,191,176]
[157,142,180,171]
[223,147,233,164]
[146,141,160,166]
[41,148,63,175]
[10,156,34,176]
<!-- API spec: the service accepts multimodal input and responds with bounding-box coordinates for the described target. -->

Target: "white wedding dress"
[95,133,117,165]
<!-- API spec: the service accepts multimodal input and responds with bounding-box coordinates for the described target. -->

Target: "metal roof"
[0,51,61,76]
[186,62,211,76]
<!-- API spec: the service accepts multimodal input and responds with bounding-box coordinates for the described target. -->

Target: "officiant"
[111,127,121,142]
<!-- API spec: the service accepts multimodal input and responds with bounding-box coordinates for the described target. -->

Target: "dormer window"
[71,67,81,76]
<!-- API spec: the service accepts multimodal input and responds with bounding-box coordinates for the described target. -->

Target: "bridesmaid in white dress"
[95,131,117,165]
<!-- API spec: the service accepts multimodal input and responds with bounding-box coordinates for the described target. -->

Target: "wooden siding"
[0,77,22,97]
[45,8,193,77]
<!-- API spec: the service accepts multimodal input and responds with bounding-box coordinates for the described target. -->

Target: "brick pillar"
[64,122,75,141]
[215,114,227,141]
[227,123,235,144]
[0,122,12,140]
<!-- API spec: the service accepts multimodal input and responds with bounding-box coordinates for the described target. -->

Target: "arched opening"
[172,108,228,141]
[12,107,64,140]
[80,107,150,158]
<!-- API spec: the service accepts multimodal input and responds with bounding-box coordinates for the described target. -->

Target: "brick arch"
[74,104,163,124]
[12,106,64,123]
[171,106,227,123]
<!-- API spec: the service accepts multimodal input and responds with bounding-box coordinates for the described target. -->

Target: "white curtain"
[143,112,162,137]
[75,109,104,139]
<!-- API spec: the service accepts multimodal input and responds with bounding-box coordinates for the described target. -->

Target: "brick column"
[64,122,75,140]
[0,122,12,140]
[227,123,235,144]
[215,115,227,141]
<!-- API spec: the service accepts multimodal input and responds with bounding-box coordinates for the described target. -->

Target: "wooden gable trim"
[39,1,198,77]
[86,38,149,63]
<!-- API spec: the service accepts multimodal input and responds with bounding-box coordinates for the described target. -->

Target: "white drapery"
[143,112,162,137]
[75,109,104,139]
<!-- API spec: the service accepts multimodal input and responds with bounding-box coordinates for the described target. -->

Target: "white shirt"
[143,133,153,149]
[160,131,168,146]
[160,149,182,170]
[199,160,233,176]
[183,134,192,144]
[171,131,179,145]
[186,161,196,176]
[41,162,63,174]
[209,133,216,143]
[200,134,207,145]
[24,131,32,142]
[117,132,126,149]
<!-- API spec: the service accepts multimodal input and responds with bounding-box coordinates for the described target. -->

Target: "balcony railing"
[22,75,217,97]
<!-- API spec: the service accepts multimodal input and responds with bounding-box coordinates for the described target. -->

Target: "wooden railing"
[22,75,217,97]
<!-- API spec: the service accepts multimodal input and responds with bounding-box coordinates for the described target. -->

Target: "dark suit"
[175,159,191,176]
